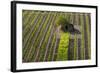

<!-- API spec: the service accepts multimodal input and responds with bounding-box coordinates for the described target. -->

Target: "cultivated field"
[22,10,91,62]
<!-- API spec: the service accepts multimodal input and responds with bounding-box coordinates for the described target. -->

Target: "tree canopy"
[55,16,74,32]
[55,16,69,27]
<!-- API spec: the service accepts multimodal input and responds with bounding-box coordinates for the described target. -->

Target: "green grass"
[57,32,70,61]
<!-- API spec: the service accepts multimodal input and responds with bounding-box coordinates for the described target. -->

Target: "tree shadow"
[61,23,81,34]
[70,28,81,34]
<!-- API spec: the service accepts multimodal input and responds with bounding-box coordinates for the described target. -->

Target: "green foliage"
[55,16,74,32]
[57,32,70,61]
[55,16,69,27]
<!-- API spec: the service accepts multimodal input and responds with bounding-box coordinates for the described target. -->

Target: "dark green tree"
[56,16,74,32]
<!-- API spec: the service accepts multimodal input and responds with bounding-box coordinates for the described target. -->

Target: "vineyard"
[22,10,91,62]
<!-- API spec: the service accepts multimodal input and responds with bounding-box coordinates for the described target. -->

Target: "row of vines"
[22,10,91,62]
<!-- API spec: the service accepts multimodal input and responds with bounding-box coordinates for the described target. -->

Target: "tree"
[56,16,74,32]
[56,16,68,27]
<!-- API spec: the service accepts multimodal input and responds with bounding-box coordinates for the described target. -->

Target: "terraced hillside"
[22,10,91,62]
